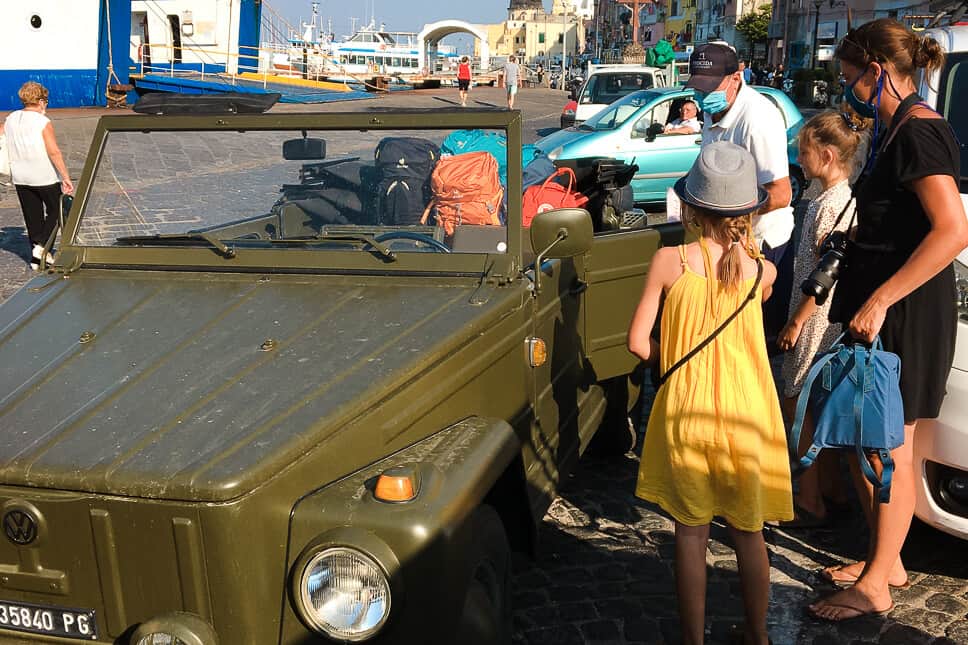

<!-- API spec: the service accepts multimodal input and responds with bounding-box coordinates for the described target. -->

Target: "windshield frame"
[61,110,523,277]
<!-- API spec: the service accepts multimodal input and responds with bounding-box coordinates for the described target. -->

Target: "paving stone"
[880,623,936,644]
[557,600,599,621]
[578,619,621,642]
[944,620,968,642]
[524,624,586,645]
[925,593,968,616]
[890,607,955,637]
[623,616,663,642]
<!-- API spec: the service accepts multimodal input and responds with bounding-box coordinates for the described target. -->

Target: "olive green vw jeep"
[0,103,674,644]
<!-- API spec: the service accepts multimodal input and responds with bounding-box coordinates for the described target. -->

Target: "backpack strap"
[851,343,895,503]
[789,337,843,472]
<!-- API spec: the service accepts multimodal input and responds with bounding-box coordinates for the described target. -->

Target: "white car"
[560,64,669,129]
[913,24,968,540]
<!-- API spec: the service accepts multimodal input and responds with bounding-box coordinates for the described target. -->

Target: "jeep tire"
[455,504,512,645]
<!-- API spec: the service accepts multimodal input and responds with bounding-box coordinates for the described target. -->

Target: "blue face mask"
[695,89,730,115]
[845,66,882,119]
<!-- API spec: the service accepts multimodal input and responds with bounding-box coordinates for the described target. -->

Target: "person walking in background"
[740,60,753,84]
[504,55,521,110]
[457,56,472,107]
[776,109,869,528]
[773,64,786,90]
[684,42,795,349]
[808,18,968,622]
[629,142,793,645]
[1,81,73,270]
[536,62,544,86]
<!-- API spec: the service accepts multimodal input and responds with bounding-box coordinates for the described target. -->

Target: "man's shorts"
[507,84,518,96]
[458,79,470,91]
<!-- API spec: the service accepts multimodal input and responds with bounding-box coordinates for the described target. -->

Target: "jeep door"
[581,224,662,382]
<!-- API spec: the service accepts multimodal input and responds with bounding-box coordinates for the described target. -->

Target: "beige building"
[478,0,586,65]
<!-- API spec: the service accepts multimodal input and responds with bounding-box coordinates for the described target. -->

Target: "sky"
[267,0,543,48]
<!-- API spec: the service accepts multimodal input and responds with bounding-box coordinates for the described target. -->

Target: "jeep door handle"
[569,279,588,296]
[694,138,702,145]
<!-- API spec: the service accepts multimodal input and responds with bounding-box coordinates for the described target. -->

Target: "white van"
[913,24,968,540]
[560,64,669,129]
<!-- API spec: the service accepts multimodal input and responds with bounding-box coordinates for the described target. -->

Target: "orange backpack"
[421,151,504,236]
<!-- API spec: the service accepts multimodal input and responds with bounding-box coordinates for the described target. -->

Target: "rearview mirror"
[283,137,326,160]
[530,208,593,260]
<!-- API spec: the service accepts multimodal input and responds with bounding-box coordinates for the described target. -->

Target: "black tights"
[15,183,61,248]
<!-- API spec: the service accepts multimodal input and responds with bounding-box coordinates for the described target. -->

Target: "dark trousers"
[15,183,61,248]
[762,238,794,351]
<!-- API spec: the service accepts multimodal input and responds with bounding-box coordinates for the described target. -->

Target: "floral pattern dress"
[781,179,853,399]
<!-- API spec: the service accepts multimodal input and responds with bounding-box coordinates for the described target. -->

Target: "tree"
[735,4,771,48]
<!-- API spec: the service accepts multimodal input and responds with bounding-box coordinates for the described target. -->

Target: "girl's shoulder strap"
[677,244,688,266]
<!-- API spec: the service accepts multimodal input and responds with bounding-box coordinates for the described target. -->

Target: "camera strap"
[656,259,763,388]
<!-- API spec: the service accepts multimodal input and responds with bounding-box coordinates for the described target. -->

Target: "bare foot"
[808,585,893,622]
[821,560,908,587]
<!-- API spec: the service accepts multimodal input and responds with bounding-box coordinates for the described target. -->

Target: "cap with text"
[685,43,739,93]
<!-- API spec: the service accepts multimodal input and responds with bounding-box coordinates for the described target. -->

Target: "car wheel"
[790,166,808,207]
[587,376,638,456]
[455,505,512,645]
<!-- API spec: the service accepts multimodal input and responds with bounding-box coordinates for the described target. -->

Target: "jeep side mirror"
[283,136,326,160]
[529,208,593,296]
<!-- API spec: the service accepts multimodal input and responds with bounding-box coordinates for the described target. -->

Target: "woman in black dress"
[808,19,968,621]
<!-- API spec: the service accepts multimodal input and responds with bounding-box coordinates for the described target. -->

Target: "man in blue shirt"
[739,60,753,84]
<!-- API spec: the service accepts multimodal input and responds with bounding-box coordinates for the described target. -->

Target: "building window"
[539,32,545,43]
[559,33,564,43]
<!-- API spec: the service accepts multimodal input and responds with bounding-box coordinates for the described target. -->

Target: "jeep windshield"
[581,90,659,131]
[71,118,518,269]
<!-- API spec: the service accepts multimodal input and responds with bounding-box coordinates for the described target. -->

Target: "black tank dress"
[831,94,960,423]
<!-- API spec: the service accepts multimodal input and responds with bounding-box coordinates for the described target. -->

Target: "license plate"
[0,599,98,640]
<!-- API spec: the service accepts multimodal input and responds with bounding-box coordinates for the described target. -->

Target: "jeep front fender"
[280,416,521,644]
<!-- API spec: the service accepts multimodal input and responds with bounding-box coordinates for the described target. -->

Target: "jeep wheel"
[455,505,512,645]
[587,377,638,456]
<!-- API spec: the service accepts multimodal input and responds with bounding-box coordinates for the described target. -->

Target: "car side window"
[632,99,673,136]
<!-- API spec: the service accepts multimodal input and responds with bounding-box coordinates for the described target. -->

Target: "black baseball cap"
[685,43,739,93]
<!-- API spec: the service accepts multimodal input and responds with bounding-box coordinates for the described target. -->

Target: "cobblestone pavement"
[2,88,967,645]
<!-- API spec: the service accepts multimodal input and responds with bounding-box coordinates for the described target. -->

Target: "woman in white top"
[1,81,73,269]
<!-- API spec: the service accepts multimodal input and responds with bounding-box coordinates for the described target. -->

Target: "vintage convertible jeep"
[0,103,674,644]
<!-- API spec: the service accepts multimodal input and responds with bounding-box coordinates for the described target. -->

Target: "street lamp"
[811,0,822,70]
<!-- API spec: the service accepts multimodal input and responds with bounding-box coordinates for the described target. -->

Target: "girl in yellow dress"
[628,141,793,645]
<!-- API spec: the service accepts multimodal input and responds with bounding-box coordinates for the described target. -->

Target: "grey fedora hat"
[673,141,768,217]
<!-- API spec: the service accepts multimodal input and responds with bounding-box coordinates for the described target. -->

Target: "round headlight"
[298,547,391,641]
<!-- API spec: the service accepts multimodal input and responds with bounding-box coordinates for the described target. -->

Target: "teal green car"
[535,86,807,206]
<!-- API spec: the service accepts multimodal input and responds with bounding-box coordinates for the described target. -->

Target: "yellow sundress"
[635,244,794,532]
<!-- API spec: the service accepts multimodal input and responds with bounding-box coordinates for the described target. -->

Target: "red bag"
[522,167,589,227]
[421,151,504,236]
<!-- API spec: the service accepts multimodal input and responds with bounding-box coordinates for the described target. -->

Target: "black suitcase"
[374,137,439,179]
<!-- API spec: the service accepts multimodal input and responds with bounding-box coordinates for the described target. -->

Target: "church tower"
[508,0,544,11]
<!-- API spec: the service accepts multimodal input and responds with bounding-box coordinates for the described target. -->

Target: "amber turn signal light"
[373,465,419,502]
[526,337,547,367]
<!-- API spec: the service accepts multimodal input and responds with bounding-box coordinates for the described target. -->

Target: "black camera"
[802,231,848,305]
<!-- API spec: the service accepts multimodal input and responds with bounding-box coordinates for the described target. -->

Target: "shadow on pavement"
[0,225,29,262]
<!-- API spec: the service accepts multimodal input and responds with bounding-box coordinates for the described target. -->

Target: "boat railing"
[136,42,356,89]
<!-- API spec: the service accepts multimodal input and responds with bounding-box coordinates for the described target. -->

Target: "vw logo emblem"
[3,509,38,546]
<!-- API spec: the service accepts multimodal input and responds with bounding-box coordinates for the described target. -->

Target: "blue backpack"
[441,130,508,186]
[789,334,905,503]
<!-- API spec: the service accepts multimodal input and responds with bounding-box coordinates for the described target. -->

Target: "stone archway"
[417,20,490,73]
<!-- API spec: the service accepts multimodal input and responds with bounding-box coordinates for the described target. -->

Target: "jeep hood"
[0,270,518,501]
